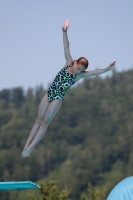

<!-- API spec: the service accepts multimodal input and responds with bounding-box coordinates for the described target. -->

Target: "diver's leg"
[21,99,62,157]
[22,93,49,151]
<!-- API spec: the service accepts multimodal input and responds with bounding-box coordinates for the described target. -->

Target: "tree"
[80,183,106,200]
[28,180,71,200]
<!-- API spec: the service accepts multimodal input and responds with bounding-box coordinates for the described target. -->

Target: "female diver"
[21,19,116,158]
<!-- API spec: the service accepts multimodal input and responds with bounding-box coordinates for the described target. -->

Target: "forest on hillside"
[0,69,133,200]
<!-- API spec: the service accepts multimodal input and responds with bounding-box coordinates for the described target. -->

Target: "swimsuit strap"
[65,65,76,76]
[66,65,71,68]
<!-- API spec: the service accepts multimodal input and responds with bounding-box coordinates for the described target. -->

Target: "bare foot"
[23,142,31,152]
[21,147,33,158]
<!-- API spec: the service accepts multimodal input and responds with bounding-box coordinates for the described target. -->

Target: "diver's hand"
[107,60,116,70]
[62,19,69,32]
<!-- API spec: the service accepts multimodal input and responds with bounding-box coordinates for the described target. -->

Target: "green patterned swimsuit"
[47,66,76,102]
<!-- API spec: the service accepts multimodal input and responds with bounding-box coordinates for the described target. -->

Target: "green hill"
[0,69,133,200]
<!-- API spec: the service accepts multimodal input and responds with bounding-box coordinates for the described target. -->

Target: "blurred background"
[0,1,133,200]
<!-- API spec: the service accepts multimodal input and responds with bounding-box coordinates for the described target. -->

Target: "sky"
[0,0,133,91]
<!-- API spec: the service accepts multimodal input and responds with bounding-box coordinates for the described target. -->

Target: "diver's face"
[73,62,86,75]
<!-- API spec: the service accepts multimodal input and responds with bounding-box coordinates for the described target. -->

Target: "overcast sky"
[0,0,133,91]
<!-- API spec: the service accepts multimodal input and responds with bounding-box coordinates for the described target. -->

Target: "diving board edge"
[0,181,40,190]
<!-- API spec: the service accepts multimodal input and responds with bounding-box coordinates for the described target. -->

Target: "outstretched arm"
[81,60,116,78]
[62,20,73,65]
